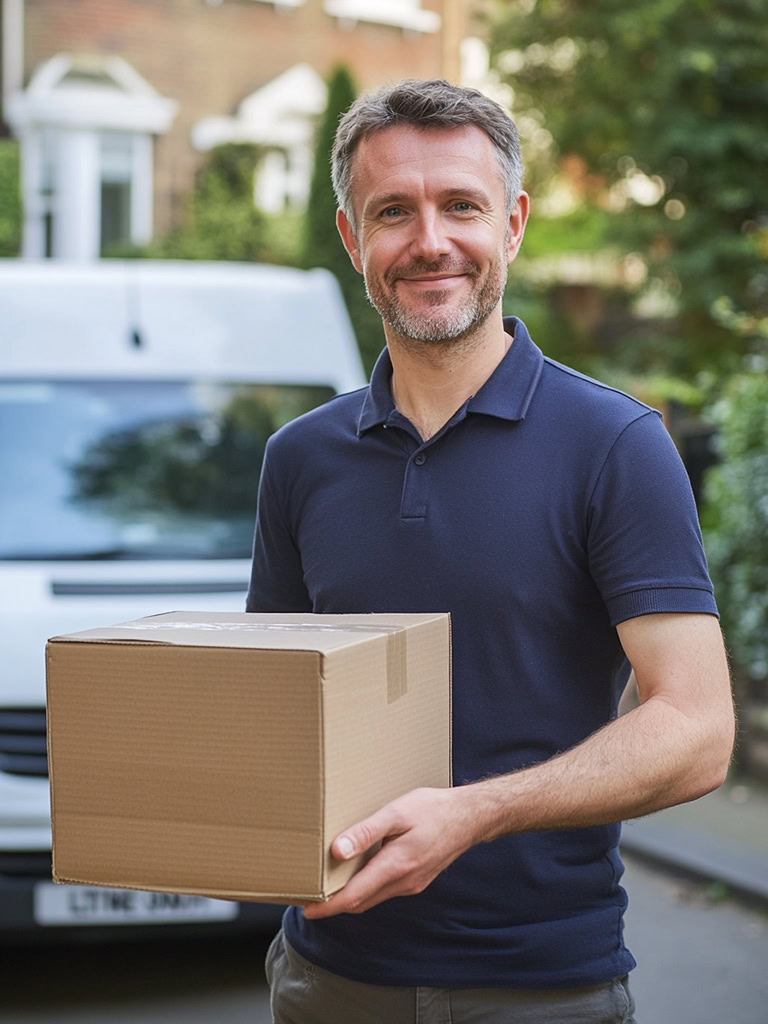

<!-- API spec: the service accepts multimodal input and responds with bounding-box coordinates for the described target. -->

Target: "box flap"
[48,610,445,657]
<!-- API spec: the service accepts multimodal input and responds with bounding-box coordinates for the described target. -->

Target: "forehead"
[350,124,506,213]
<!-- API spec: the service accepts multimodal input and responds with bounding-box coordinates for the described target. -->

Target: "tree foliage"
[302,64,384,374]
[489,0,768,377]
[162,143,271,262]
[0,140,22,257]
[702,368,768,685]
[701,367,768,771]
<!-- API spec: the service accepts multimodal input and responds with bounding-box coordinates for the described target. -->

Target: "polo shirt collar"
[468,317,544,421]
[357,346,396,435]
[356,316,544,437]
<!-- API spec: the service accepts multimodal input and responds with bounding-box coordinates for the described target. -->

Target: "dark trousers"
[265,930,638,1023]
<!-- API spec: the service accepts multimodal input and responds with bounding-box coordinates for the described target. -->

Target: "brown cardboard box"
[46,611,451,904]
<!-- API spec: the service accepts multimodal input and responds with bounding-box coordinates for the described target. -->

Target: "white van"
[0,259,366,939]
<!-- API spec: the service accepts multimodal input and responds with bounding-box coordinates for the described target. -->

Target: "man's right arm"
[246,444,312,613]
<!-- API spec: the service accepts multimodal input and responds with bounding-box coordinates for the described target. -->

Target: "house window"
[192,64,327,216]
[323,0,440,33]
[255,150,289,213]
[99,132,134,255]
[7,55,176,261]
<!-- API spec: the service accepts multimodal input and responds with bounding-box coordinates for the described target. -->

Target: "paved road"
[622,854,768,1022]
[2,855,766,1023]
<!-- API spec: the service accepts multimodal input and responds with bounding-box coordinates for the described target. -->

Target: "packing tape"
[384,630,407,704]
[115,621,400,635]
[106,620,408,702]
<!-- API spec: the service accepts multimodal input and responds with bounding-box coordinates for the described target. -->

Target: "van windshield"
[0,379,334,560]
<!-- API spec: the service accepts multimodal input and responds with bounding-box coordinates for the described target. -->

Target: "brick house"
[1,0,477,261]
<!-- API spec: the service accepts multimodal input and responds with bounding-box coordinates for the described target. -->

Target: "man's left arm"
[305,611,734,919]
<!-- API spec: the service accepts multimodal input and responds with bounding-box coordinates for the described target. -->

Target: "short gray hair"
[331,78,523,229]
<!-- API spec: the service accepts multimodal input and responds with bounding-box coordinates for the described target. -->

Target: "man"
[247,79,734,1023]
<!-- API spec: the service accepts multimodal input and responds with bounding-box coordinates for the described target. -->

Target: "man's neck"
[387,315,514,442]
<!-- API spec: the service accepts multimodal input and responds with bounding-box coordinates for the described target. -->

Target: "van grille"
[0,850,52,882]
[51,580,248,596]
[0,708,48,777]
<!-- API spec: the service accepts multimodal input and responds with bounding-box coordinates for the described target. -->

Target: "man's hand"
[302,787,478,919]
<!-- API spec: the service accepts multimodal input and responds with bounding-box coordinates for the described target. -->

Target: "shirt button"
[414,453,426,466]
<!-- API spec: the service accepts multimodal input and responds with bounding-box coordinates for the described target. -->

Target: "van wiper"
[2,548,160,561]
[71,547,141,560]
[2,546,251,561]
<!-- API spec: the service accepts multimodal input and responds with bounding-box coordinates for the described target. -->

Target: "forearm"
[305,697,732,920]
[306,616,734,919]
[457,692,734,845]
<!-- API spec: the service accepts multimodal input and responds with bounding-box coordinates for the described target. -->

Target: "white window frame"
[6,55,176,261]
[323,0,441,33]
[193,64,326,214]
[247,0,305,7]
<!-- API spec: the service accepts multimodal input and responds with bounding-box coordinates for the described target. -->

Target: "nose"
[409,209,451,262]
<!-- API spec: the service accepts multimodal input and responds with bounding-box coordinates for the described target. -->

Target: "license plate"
[34,883,240,926]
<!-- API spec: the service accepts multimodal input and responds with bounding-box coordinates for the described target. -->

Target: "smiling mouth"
[385,260,478,289]
[400,275,466,286]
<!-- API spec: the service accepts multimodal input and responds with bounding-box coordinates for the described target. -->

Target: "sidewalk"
[620,777,768,908]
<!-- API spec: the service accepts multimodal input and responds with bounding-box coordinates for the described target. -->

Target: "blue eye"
[382,207,403,218]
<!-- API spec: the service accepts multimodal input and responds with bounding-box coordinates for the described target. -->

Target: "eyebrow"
[362,186,493,218]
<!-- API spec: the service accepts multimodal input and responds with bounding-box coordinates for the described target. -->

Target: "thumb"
[331,804,398,861]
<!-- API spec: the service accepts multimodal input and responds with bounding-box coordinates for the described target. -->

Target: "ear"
[505,191,530,266]
[337,209,364,275]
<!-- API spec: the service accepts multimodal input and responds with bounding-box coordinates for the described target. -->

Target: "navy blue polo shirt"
[246,317,717,989]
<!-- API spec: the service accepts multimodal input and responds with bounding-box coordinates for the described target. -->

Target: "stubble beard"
[363,249,509,347]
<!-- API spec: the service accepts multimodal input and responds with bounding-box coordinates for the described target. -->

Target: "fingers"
[330,803,404,861]
[303,875,405,919]
[302,802,409,920]
[302,788,463,920]
[303,841,424,919]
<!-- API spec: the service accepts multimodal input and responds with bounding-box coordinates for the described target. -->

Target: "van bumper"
[0,857,284,945]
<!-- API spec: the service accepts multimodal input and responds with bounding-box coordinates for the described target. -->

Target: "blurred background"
[0,1,766,1021]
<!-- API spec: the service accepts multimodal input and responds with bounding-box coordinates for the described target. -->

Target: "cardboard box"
[46,611,451,904]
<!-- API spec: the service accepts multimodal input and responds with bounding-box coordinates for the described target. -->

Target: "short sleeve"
[586,410,718,626]
[246,442,312,613]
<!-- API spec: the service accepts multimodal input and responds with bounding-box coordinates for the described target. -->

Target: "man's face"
[337,124,528,345]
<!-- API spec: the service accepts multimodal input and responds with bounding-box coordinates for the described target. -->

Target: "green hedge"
[0,140,22,257]
[703,370,768,681]
[702,369,768,769]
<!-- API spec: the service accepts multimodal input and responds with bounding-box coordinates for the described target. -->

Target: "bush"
[104,144,273,264]
[702,368,768,769]
[167,143,270,263]
[0,140,22,257]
